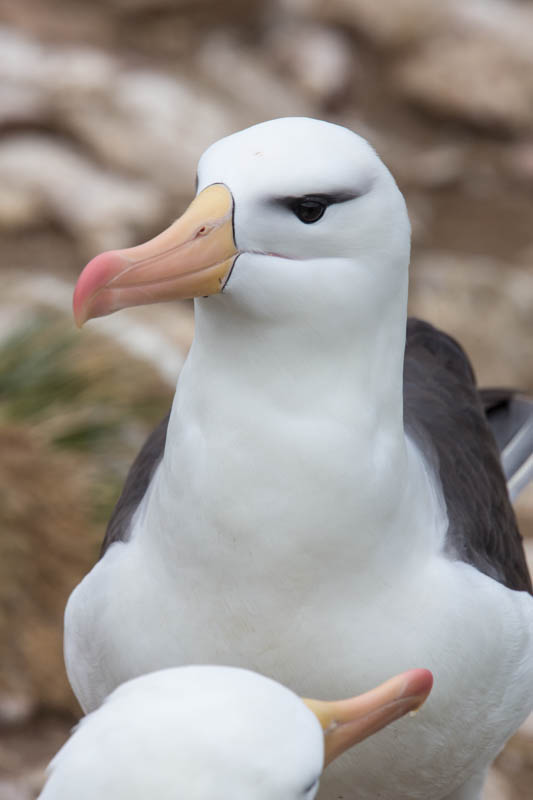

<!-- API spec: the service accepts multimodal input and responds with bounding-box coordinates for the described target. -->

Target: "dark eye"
[291,199,327,224]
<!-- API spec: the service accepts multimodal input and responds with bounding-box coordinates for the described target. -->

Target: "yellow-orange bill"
[303,668,433,767]
[73,183,238,327]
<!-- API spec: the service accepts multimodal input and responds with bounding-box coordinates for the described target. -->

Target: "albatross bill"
[73,183,238,326]
[304,668,433,766]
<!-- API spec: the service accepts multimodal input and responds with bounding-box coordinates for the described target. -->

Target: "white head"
[73,117,410,340]
[40,667,323,800]
[39,666,432,800]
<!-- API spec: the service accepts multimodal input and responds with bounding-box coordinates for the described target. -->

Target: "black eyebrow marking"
[272,191,360,208]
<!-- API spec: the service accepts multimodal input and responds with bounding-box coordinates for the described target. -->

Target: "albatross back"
[404,318,532,594]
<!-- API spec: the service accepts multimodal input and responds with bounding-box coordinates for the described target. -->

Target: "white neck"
[189,254,408,426]
[137,258,444,586]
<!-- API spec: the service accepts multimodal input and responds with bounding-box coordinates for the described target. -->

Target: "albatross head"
[73,118,410,330]
[39,666,432,800]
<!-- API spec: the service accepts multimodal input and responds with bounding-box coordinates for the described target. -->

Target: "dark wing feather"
[404,318,532,594]
[100,412,170,557]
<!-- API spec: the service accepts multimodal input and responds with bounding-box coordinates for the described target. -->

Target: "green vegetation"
[0,311,171,523]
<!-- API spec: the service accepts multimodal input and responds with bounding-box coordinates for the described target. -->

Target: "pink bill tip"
[73,250,128,327]
[400,669,434,706]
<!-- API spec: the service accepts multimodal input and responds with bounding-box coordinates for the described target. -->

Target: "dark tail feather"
[480,388,533,501]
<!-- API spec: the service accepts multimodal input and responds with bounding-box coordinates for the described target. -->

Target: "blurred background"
[0,0,532,797]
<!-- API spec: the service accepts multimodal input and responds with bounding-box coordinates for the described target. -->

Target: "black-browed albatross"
[66,117,533,800]
[39,666,433,799]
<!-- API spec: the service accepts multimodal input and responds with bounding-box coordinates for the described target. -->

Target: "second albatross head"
[39,666,432,800]
[73,117,411,328]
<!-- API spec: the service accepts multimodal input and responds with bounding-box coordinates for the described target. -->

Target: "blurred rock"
[0,26,115,112]
[64,67,237,193]
[396,33,533,133]
[292,0,451,48]
[266,21,355,104]
[505,141,533,185]
[0,0,262,57]
[0,136,165,254]
[401,146,466,189]
[0,694,34,727]
[0,712,74,797]
[0,780,32,800]
[0,27,239,198]
[196,33,310,120]
[455,0,533,59]
[106,0,261,59]
[409,253,533,388]
[302,0,533,63]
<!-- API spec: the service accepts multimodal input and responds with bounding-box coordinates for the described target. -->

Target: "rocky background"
[0,0,532,797]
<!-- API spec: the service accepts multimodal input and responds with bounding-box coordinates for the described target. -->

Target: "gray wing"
[404,318,532,594]
[100,413,170,557]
